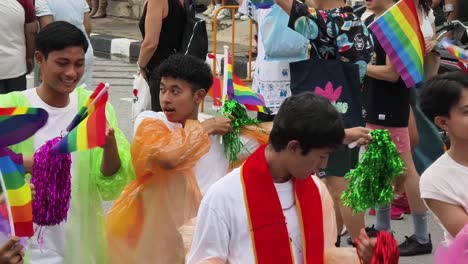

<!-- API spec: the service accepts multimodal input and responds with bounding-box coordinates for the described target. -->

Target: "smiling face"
[159,77,206,124]
[36,46,85,95]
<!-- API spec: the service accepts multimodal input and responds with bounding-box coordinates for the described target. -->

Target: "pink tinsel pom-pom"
[31,137,71,226]
[435,224,468,264]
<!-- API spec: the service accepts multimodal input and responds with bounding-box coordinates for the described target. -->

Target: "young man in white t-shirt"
[188,92,382,264]
[419,72,468,245]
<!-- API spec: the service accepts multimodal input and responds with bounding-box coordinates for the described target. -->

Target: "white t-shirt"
[420,153,468,243]
[134,111,259,195]
[188,169,332,264]
[0,0,27,79]
[420,9,436,42]
[22,88,78,264]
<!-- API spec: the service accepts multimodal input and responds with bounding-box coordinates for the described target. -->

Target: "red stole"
[241,145,324,264]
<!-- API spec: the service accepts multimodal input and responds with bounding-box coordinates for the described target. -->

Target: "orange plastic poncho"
[106,118,210,264]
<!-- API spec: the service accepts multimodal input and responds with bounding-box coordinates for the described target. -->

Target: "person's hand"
[201,117,232,135]
[29,183,35,201]
[426,39,438,53]
[22,157,34,174]
[137,69,148,81]
[343,127,372,147]
[103,121,117,148]
[356,228,377,264]
[26,58,34,75]
[0,237,24,264]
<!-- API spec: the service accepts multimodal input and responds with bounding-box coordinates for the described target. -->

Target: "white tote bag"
[131,74,151,122]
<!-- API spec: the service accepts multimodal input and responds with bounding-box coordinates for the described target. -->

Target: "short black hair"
[36,21,88,59]
[269,92,345,155]
[157,54,213,92]
[420,72,468,122]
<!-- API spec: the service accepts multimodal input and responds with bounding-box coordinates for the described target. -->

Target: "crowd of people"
[0,0,466,263]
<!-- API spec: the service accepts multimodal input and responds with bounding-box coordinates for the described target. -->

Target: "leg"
[323,176,365,242]
[322,177,344,239]
[89,0,98,17]
[92,0,107,19]
[408,106,419,151]
[322,148,365,244]
[400,151,427,214]
[398,151,432,256]
[393,106,419,213]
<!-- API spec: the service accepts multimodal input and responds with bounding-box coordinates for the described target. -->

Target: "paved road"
[28,56,443,263]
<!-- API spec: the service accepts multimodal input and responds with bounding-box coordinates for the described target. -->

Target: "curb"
[89,33,251,79]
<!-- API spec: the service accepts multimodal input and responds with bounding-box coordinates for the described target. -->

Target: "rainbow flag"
[0,148,33,237]
[52,87,108,154]
[66,83,107,132]
[0,107,48,148]
[440,39,468,63]
[225,55,271,114]
[369,0,425,88]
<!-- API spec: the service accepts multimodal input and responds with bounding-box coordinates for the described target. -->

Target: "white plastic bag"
[131,74,151,122]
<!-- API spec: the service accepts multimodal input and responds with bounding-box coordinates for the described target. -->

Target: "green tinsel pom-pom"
[219,100,260,162]
[341,129,404,213]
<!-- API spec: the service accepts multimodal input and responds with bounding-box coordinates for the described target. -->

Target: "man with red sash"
[188,92,377,264]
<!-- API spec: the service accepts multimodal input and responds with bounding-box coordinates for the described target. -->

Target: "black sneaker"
[398,234,432,256]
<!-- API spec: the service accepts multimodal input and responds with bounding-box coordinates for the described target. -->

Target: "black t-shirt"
[364,15,410,127]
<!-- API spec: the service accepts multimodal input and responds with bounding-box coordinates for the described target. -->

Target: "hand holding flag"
[224,47,271,114]
[52,83,109,154]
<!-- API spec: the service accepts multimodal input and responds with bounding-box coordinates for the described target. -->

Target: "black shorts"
[319,146,360,178]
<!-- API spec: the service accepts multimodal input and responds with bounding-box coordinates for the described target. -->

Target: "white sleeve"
[420,169,460,205]
[428,9,435,25]
[187,202,230,264]
[83,0,90,13]
[35,0,53,17]
[133,111,168,138]
[237,135,260,161]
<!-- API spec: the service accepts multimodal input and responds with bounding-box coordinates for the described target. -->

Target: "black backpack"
[180,0,208,60]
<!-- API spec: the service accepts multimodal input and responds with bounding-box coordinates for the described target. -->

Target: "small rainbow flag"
[66,83,107,132]
[369,0,425,88]
[52,87,108,154]
[0,107,48,148]
[440,39,468,63]
[225,54,271,114]
[0,148,33,237]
